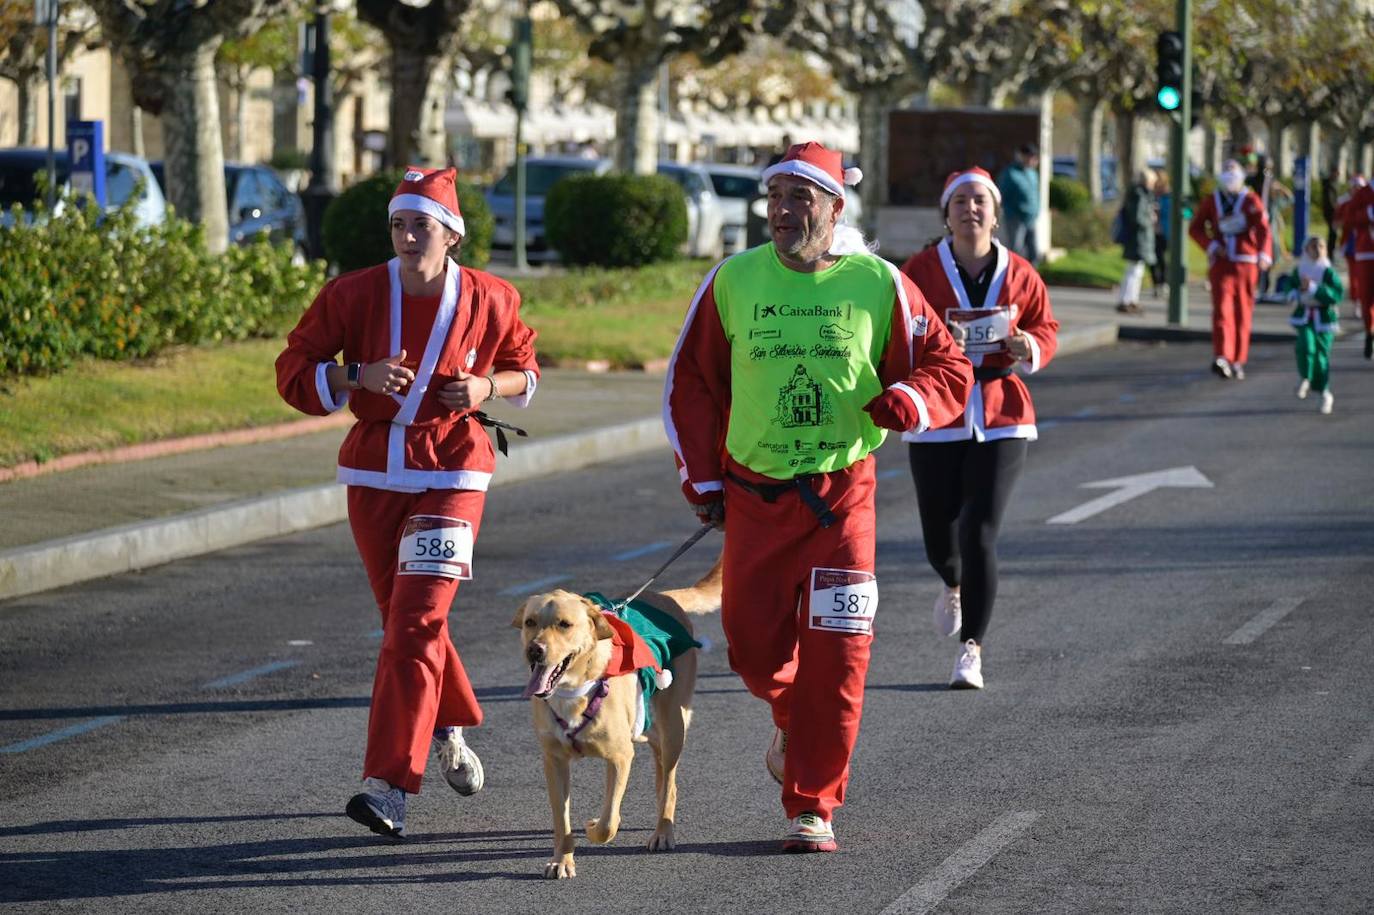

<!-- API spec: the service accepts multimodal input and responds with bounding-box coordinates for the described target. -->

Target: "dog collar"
[546,677,610,754]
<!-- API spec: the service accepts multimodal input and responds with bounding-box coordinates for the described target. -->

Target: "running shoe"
[933,586,962,638]
[950,639,984,690]
[433,726,484,796]
[1320,390,1334,414]
[346,777,406,838]
[782,812,837,853]
[1231,363,1246,380]
[1295,379,1311,399]
[766,727,787,785]
[1211,357,1233,379]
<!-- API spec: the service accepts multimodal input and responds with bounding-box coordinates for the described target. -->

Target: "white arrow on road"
[1046,466,1214,525]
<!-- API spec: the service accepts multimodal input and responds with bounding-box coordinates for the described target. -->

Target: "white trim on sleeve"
[316,362,349,412]
[890,382,931,434]
[1017,334,1043,375]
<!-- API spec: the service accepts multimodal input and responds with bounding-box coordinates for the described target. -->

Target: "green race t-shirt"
[714,243,896,478]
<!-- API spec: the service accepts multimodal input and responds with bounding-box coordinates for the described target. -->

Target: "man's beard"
[776,221,831,260]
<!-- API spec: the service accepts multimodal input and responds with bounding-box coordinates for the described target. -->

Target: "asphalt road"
[3,336,1372,914]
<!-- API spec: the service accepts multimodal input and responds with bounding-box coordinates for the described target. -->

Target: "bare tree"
[0,0,96,146]
[357,0,472,168]
[87,0,293,253]
[551,0,768,174]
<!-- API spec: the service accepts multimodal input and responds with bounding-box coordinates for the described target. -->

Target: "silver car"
[658,161,726,260]
[703,163,763,255]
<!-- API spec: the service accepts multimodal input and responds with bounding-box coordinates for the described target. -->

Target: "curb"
[0,417,667,603]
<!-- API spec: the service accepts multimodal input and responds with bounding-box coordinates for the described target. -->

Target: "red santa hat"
[939,167,1001,210]
[388,166,465,236]
[762,141,862,198]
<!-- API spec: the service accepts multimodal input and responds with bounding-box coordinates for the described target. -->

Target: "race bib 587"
[808,568,878,634]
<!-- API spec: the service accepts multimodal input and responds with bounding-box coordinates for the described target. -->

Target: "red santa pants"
[348,485,486,794]
[1208,260,1259,365]
[1346,256,1362,308]
[1356,260,1374,333]
[720,455,876,821]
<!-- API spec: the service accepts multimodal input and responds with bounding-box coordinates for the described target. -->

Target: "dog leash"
[613,524,715,611]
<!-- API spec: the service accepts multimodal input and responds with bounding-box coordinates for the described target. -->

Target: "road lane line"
[202,660,301,689]
[0,716,124,754]
[878,810,1040,915]
[877,469,905,480]
[612,541,671,562]
[498,574,573,597]
[1223,597,1304,645]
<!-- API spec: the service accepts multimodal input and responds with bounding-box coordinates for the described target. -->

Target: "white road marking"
[1223,597,1304,645]
[879,811,1041,915]
[612,541,671,562]
[498,574,573,597]
[0,716,124,754]
[202,660,301,690]
[286,640,313,646]
[1047,466,1213,525]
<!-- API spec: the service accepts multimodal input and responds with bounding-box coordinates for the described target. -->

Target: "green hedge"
[0,194,324,379]
[1049,176,1091,214]
[322,169,492,273]
[1051,203,1116,250]
[545,173,687,267]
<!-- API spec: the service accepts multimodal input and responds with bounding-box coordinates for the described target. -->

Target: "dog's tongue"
[523,663,556,699]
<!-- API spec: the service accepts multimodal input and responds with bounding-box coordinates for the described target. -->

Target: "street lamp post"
[511,12,532,270]
[302,3,336,260]
[35,0,59,209]
[1166,0,1193,326]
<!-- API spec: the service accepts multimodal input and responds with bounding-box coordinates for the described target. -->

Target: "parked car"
[0,147,167,228]
[485,156,613,262]
[150,161,306,252]
[703,163,762,254]
[656,161,726,260]
[1052,154,1121,201]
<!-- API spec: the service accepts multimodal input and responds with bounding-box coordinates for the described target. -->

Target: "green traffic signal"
[1157,86,1182,111]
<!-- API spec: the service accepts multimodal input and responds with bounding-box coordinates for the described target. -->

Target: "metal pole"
[302,4,335,260]
[514,109,527,269]
[512,11,531,270]
[45,0,57,210]
[1166,0,1192,325]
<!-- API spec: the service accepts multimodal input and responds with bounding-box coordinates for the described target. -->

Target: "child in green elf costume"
[1277,236,1344,414]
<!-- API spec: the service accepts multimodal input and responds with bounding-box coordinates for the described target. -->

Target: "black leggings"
[908,438,1028,643]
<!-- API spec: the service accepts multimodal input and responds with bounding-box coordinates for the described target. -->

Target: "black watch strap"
[346,362,362,388]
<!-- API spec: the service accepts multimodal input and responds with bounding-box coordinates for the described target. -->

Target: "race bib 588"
[398,515,473,579]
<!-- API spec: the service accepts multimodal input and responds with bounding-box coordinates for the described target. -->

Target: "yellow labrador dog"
[512,557,722,879]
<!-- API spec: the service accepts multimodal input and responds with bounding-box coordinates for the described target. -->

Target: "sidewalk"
[0,283,1301,601]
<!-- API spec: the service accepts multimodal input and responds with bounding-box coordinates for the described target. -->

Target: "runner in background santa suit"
[1188,159,1273,379]
[1337,175,1374,359]
[276,167,539,839]
[899,167,1059,690]
[1334,175,1366,321]
[665,142,971,853]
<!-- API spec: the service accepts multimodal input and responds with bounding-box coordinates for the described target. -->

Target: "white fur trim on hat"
[763,159,850,198]
[940,172,1001,210]
[389,192,465,236]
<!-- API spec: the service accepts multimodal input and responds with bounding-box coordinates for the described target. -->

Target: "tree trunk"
[1114,108,1139,193]
[855,85,891,239]
[1077,94,1104,202]
[227,67,248,162]
[162,44,229,254]
[612,53,659,175]
[388,49,451,167]
[16,77,37,146]
[1268,118,1288,179]
[130,105,145,159]
[1204,122,1222,174]
[1228,115,1251,154]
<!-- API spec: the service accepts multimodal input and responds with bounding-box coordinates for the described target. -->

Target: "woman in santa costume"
[1337,175,1374,359]
[898,167,1059,690]
[665,141,971,852]
[1187,159,1273,379]
[276,167,539,839]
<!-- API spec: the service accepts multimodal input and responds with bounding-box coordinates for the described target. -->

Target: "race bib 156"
[947,306,1017,355]
[808,568,878,634]
[398,515,473,579]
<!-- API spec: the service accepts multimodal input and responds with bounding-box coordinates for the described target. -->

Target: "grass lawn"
[0,259,710,468]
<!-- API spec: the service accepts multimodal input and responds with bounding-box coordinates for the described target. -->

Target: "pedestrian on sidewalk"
[1150,168,1170,298]
[1337,174,1374,359]
[1115,169,1158,315]
[996,143,1041,264]
[275,167,540,839]
[664,141,972,854]
[898,167,1060,691]
[1188,159,1273,380]
[1278,236,1343,414]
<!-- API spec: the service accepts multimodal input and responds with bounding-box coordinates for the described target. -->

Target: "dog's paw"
[585,817,617,844]
[543,856,576,879]
[646,824,676,852]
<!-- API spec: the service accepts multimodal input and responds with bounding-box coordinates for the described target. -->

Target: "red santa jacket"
[898,240,1058,443]
[1188,188,1272,267]
[1340,184,1374,260]
[276,258,539,492]
[664,249,972,502]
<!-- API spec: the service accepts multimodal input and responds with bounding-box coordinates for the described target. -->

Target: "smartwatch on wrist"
[346,362,363,389]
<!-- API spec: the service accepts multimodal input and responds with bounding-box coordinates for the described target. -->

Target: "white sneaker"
[433,726,484,796]
[950,639,984,690]
[1320,390,1334,414]
[346,776,406,838]
[1295,379,1310,399]
[1211,357,1233,379]
[933,586,962,638]
[1231,363,1245,381]
[765,727,786,785]
[782,812,837,853]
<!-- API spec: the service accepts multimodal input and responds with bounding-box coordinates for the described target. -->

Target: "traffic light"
[1156,31,1184,112]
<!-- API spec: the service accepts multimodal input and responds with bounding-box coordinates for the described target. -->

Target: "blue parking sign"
[67,120,105,209]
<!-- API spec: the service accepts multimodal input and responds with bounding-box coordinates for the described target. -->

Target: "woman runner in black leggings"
[898,167,1059,688]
